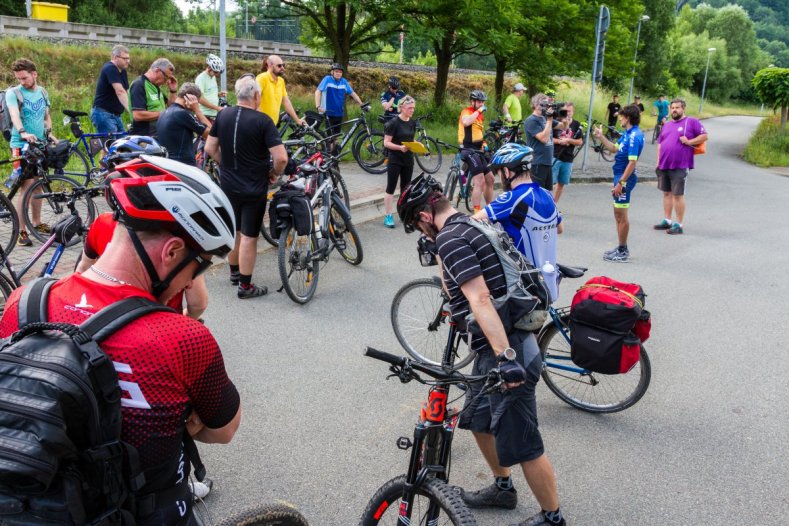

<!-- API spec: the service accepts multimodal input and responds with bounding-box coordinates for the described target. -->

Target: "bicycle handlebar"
[365,346,494,386]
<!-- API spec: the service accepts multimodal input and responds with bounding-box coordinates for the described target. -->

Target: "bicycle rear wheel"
[415,136,443,174]
[0,191,20,258]
[329,198,363,265]
[331,167,351,210]
[213,503,309,526]
[444,168,458,202]
[359,475,477,526]
[278,225,320,304]
[391,277,474,368]
[353,131,387,174]
[23,176,96,246]
[538,315,651,413]
[56,147,91,187]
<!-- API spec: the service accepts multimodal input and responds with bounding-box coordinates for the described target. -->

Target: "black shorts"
[228,193,268,238]
[386,163,414,195]
[458,330,545,467]
[656,168,688,196]
[461,150,489,176]
[326,115,343,138]
[531,164,554,192]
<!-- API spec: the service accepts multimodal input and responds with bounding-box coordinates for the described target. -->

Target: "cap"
[634,95,641,99]
[513,83,525,91]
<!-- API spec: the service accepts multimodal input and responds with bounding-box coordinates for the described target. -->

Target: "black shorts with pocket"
[228,193,268,238]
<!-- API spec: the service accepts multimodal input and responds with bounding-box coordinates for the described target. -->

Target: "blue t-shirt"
[317,76,354,117]
[93,61,129,115]
[5,86,50,149]
[380,89,405,116]
[653,100,669,120]
[484,182,562,303]
[612,126,644,179]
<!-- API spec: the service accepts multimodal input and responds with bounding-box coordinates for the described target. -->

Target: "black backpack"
[0,278,172,525]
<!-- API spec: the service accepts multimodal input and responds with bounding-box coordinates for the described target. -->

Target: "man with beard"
[654,98,707,235]
[256,55,303,128]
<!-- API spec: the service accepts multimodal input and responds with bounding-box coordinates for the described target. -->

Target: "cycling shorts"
[228,193,268,237]
[460,149,489,176]
[612,175,637,208]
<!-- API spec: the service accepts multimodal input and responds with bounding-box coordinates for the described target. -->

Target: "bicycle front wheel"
[538,315,651,413]
[278,225,320,304]
[23,176,96,246]
[651,125,660,145]
[359,475,477,526]
[213,503,309,526]
[415,136,443,174]
[391,277,473,368]
[353,131,387,174]
[331,167,351,210]
[444,168,458,202]
[600,145,614,162]
[0,191,20,258]
[329,199,363,265]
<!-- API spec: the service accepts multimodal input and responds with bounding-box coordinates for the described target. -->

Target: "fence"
[235,18,300,44]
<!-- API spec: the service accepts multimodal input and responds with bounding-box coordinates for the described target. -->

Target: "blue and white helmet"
[489,143,533,173]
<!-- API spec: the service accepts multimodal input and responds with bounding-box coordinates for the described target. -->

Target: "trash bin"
[31,2,69,22]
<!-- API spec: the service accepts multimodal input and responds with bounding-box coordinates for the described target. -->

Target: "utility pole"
[219,0,227,93]
[582,5,610,172]
[698,47,715,114]
[628,15,649,104]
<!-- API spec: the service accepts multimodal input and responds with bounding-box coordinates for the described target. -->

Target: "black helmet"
[397,175,443,233]
[470,90,487,102]
[388,76,400,89]
[331,63,344,72]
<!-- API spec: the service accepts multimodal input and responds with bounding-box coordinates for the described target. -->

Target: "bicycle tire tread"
[214,503,309,526]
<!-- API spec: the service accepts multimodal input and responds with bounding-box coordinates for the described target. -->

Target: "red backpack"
[569,277,652,374]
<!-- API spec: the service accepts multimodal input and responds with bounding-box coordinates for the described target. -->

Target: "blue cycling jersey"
[653,100,669,119]
[612,126,644,179]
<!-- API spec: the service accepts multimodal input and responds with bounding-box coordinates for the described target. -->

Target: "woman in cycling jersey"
[382,95,416,228]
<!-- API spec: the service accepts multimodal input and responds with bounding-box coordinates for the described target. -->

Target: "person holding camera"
[551,102,583,203]
[523,93,555,192]
[457,90,495,212]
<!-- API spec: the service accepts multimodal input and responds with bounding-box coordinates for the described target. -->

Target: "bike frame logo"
[425,388,447,422]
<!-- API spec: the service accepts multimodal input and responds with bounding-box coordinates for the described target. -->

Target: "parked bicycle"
[60,109,127,185]
[309,103,387,174]
[483,117,523,151]
[588,120,621,162]
[438,141,490,213]
[379,113,443,174]
[390,260,652,413]
[275,154,363,304]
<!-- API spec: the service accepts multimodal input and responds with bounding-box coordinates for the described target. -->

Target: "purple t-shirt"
[657,117,706,170]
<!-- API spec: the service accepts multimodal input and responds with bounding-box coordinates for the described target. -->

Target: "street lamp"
[699,47,716,114]
[628,15,650,104]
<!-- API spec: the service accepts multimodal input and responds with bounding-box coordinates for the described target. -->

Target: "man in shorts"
[458,90,495,211]
[654,98,707,235]
[205,75,288,299]
[550,102,583,203]
[594,104,644,263]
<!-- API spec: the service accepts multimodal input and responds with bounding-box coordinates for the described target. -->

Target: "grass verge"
[742,115,789,167]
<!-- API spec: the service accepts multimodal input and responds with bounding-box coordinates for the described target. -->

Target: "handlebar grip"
[364,347,407,366]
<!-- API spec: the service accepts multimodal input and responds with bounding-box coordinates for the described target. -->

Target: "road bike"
[360,335,502,525]
[589,120,621,163]
[379,113,443,174]
[390,263,652,413]
[61,109,127,185]
[310,103,387,174]
[276,154,363,304]
[0,186,99,315]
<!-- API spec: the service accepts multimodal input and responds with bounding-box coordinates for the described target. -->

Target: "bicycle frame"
[0,234,66,286]
[64,113,127,169]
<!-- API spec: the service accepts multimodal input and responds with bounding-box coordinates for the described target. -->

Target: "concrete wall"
[0,15,311,56]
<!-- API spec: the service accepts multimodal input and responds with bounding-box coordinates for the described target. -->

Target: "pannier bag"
[45,140,72,171]
[269,184,314,239]
[569,276,651,374]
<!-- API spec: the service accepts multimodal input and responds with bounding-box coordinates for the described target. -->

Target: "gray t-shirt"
[523,114,554,166]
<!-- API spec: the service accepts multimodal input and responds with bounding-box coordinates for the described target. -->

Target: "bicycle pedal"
[396,437,413,450]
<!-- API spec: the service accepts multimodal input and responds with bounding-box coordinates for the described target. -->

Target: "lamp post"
[699,47,716,114]
[628,15,650,104]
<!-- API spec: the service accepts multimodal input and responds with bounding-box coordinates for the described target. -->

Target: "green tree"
[752,66,789,128]
[634,0,675,97]
[67,0,186,32]
[0,0,25,17]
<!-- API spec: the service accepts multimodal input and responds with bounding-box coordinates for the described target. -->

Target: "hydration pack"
[0,278,170,525]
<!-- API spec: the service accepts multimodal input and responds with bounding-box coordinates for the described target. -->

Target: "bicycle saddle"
[556,264,587,279]
[63,109,88,118]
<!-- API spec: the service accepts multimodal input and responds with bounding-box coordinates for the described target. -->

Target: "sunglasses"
[192,253,213,279]
[275,63,285,69]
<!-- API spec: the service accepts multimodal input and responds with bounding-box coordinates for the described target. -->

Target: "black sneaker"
[229,270,240,286]
[460,483,517,510]
[238,283,268,299]
[17,231,32,247]
[510,511,566,526]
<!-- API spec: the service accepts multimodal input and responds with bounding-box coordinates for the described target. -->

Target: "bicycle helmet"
[490,143,533,189]
[206,53,225,73]
[469,90,487,102]
[397,174,443,234]
[102,136,164,168]
[388,76,400,89]
[330,63,344,72]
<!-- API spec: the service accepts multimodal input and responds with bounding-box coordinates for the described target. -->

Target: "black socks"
[495,476,514,491]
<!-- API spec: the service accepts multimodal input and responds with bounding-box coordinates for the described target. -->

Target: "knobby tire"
[414,136,443,174]
[329,198,363,265]
[23,175,96,246]
[213,503,309,526]
[277,225,320,304]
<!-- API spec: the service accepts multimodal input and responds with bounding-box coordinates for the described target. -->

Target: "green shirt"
[5,86,50,149]
[504,93,522,122]
[195,70,219,118]
[128,74,168,136]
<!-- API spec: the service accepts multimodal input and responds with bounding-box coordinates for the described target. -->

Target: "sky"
[175,0,240,15]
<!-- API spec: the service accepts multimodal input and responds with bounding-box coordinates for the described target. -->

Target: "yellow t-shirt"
[457,107,484,147]
[256,71,288,125]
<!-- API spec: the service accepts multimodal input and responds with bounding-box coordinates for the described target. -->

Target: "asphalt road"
[198,115,788,525]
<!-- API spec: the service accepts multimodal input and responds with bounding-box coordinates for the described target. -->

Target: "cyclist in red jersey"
[77,211,209,319]
[0,155,240,525]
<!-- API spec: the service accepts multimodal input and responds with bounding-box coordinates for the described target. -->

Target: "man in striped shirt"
[397,176,567,526]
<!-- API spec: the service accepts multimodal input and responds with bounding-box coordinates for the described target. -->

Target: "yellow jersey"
[256,71,288,124]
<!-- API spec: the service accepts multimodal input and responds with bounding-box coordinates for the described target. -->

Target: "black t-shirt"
[384,116,416,166]
[607,102,621,125]
[156,103,207,166]
[635,102,645,113]
[93,61,128,115]
[436,213,507,355]
[209,105,282,197]
[553,119,582,163]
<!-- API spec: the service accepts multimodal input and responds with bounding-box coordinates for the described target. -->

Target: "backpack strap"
[79,296,175,343]
[18,277,57,327]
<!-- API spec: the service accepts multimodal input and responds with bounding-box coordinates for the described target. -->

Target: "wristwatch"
[18,128,26,134]
[497,347,517,362]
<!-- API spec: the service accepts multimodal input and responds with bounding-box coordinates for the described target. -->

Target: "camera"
[540,101,568,119]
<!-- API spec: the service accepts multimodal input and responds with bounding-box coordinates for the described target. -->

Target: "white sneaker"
[189,477,213,500]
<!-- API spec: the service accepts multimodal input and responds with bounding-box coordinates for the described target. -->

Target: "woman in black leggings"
[382,95,416,228]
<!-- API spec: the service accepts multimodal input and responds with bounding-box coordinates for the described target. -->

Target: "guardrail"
[0,15,311,56]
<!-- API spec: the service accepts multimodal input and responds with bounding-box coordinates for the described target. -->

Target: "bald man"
[256,55,303,128]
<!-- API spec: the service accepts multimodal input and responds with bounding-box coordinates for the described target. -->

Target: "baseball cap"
[513,83,525,91]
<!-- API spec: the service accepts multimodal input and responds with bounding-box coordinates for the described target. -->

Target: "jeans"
[90,107,125,134]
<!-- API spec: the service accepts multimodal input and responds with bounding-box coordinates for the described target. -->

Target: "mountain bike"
[61,109,128,185]
[390,262,652,413]
[195,137,220,185]
[310,103,387,174]
[360,336,501,525]
[439,141,490,213]
[197,502,309,526]
[379,113,443,174]
[0,186,99,315]
[483,117,522,152]
[276,154,363,304]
